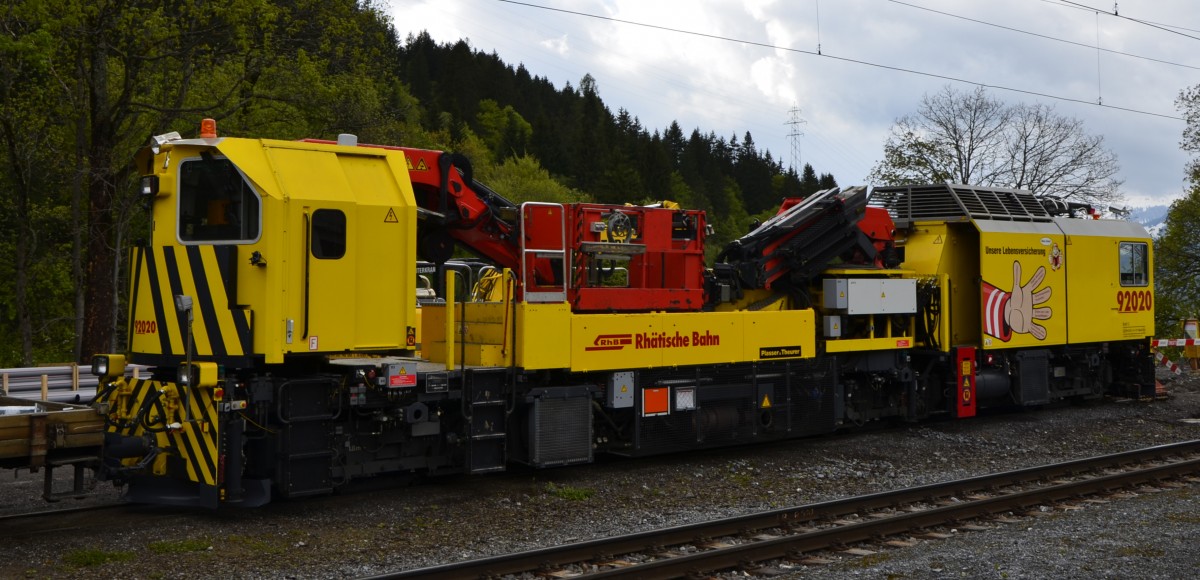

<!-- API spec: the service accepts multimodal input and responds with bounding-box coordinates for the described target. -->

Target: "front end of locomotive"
[92,120,422,507]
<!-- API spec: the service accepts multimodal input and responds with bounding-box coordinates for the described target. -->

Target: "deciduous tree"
[870,86,1122,207]
[1156,85,1200,332]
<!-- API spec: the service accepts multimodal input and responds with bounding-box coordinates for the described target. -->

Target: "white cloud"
[540,34,570,56]
[742,0,775,22]
[749,55,796,106]
[391,0,1200,204]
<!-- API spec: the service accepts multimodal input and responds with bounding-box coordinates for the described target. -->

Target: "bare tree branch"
[870,86,1123,207]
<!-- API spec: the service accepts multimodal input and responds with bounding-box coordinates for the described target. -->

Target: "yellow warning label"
[962,377,971,388]
[761,394,772,408]
[384,208,399,223]
[399,366,407,375]
[933,235,943,244]
[406,158,429,171]
[620,385,628,393]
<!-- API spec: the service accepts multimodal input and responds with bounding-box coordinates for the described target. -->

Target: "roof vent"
[337,133,358,147]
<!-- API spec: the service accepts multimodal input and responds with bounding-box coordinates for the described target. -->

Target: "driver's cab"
[128,121,418,366]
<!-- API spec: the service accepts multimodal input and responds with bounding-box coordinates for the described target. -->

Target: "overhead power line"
[888,0,1200,71]
[1052,0,1200,40]
[496,0,1184,121]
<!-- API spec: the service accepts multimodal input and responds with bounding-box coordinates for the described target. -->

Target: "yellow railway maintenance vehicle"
[86,121,1155,507]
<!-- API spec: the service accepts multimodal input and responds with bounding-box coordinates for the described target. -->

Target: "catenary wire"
[435,0,879,175]
[1054,0,1200,40]
[496,0,1184,121]
[1037,0,1200,34]
[887,0,1200,71]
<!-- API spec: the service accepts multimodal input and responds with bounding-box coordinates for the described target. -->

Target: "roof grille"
[872,183,1053,226]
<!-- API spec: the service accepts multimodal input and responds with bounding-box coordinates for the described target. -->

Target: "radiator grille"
[1017,350,1050,405]
[530,395,593,467]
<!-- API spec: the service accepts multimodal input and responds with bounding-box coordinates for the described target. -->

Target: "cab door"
[301,205,355,352]
[264,142,415,357]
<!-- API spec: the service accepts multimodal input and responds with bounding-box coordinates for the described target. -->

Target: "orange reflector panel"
[643,387,669,416]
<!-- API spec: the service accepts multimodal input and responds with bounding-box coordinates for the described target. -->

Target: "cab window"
[178,157,261,243]
[310,209,346,259]
[1119,242,1148,287]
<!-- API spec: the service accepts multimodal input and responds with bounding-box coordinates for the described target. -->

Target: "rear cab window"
[1118,241,1148,287]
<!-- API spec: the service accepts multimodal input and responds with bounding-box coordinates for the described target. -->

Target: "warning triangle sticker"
[933,235,943,244]
[384,208,399,223]
[761,394,772,408]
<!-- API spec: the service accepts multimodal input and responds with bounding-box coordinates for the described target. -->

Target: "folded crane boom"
[715,186,882,293]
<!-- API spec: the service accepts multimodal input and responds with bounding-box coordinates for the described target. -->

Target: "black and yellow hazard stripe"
[103,377,221,488]
[132,244,253,360]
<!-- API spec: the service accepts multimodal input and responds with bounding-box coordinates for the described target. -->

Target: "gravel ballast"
[1,371,1198,579]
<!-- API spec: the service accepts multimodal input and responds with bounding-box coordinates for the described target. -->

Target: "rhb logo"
[584,331,721,351]
[586,334,633,351]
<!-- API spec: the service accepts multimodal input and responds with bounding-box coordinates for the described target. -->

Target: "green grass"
[1166,512,1200,524]
[546,482,595,501]
[63,548,135,568]
[1116,545,1166,558]
[850,552,892,568]
[227,534,286,555]
[148,538,211,554]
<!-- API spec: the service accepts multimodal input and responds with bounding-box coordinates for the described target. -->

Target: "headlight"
[91,354,126,381]
[91,356,107,377]
[178,362,219,388]
[140,175,159,197]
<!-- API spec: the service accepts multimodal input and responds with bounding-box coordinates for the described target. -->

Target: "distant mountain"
[1125,205,1169,238]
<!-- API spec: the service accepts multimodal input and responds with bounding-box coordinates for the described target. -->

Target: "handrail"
[519,201,568,303]
[302,210,311,340]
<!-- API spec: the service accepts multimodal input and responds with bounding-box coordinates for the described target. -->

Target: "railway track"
[0,502,157,541]
[0,502,123,522]
[380,440,1200,579]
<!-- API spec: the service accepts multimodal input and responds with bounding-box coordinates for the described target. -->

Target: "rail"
[379,440,1200,579]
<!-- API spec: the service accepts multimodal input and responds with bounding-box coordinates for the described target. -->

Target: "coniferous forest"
[0,2,837,366]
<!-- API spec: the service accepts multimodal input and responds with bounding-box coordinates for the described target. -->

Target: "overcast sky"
[390,0,1200,207]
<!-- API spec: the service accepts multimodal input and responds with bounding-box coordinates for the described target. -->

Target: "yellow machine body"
[1054,217,1155,343]
[87,135,1158,510]
[974,220,1068,350]
[420,302,815,371]
[128,138,419,365]
[897,214,1153,351]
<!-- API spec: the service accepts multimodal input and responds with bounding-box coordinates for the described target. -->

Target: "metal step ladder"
[276,378,336,497]
[464,368,511,473]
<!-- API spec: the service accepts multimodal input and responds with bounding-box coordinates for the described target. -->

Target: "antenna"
[785,104,807,172]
